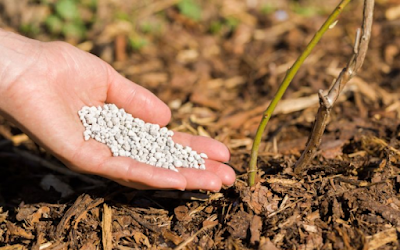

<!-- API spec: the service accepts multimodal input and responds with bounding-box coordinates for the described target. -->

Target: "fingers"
[172,132,230,162]
[177,168,222,191]
[203,159,236,187]
[176,160,236,190]
[98,157,187,190]
[65,140,186,190]
[105,67,171,126]
[70,140,234,190]
[99,157,235,191]
[69,116,234,191]
[109,161,234,191]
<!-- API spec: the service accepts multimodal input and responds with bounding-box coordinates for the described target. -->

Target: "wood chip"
[102,204,113,250]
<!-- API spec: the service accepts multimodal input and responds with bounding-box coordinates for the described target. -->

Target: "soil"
[1,0,400,249]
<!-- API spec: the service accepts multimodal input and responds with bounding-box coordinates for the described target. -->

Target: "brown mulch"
[1,0,400,249]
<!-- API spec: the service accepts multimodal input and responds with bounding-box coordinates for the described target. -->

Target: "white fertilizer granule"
[78,104,207,172]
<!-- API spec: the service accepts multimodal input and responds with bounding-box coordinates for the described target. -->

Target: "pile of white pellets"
[78,104,207,172]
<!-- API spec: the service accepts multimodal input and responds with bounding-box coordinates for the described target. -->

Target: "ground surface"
[0,0,400,249]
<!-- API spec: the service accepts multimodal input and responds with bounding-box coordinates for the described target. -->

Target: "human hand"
[0,30,236,191]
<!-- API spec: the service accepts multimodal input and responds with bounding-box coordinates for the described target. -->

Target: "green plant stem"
[248,0,352,187]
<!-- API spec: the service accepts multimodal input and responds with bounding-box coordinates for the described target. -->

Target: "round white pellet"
[119,149,126,157]
[92,124,100,132]
[200,153,208,159]
[174,160,183,167]
[154,152,163,159]
[169,166,178,172]
[123,142,131,151]
[160,127,168,135]
[79,104,208,171]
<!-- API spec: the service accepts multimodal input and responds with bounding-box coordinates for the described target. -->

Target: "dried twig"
[248,0,352,186]
[55,194,93,238]
[174,215,218,250]
[294,0,374,175]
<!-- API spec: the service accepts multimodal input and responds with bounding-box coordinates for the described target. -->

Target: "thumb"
[105,66,171,126]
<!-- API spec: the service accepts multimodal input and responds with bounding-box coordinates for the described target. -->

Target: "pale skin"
[0,29,236,191]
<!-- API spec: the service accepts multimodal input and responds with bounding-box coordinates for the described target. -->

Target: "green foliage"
[177,0,202,21]
[40,0,53,4]
[45,15,63,34]
[129,36,148,51]
[43,0,89,40]
[55,0,80,21]
[62,22,86,40]
[115,11,130,21]
[18,0,95,41]
[140,21,162,34]
[81,0,97,9]
[209,17,239,35]
[20,23,41,36]
[225,17,239,29]
[291,3,323,17]
[261,4,276,15]
[209,21,223,34]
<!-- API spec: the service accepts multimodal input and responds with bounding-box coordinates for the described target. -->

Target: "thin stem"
[294,0,374,174]
[248,0,352,186]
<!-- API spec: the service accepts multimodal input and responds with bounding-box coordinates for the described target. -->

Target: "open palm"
[0,32,235,190]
